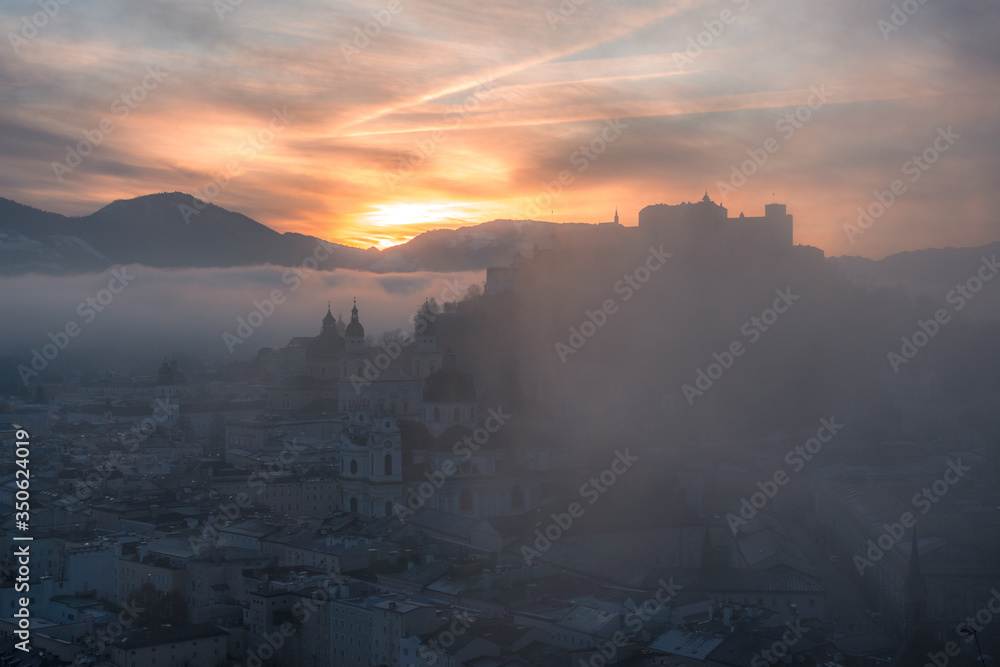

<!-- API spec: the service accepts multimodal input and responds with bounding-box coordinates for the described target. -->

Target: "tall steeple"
[322,302,336,334]
[344,297,365,351]
[614,207,619,225]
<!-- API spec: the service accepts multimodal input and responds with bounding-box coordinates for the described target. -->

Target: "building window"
[385,500,393,517]
[453,407,461,422]
[350,460,358,475]
[511,485,524,509]
[384,453,392,476]
[350,497,358,513]
[460,488,472,511]
[433,407,440,422]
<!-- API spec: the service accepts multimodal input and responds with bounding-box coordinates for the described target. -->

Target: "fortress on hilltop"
[638,193,793,252]
[485,195,812,295]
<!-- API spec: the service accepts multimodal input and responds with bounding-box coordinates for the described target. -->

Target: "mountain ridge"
[2,193,998,297]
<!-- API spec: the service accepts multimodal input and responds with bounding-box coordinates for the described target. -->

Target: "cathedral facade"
[264,300,542,521]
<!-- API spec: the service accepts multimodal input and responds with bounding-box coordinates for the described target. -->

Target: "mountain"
[0,193,612,275]
[2,192,999,310]
[0,193,380,274]
[829,243,1000,318]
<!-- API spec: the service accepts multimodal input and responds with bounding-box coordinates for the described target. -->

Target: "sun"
[343,200,515,249]
[369,202,459,229]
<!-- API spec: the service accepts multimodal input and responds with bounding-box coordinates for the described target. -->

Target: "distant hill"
[0,193,377,274]
[2,192,998,312]
[0,192,595,275]
[829,243,1000,318]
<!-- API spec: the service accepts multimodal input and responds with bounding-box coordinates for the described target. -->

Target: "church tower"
[345,298,365,353]
[614,208,619,225]
[321,303,336,334]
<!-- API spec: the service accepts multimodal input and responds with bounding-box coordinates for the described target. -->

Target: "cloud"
[1,0,998,257]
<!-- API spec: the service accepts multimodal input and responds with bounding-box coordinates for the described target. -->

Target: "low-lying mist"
[0,265,486,383]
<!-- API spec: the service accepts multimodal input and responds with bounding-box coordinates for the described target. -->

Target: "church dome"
[345,300,365,339]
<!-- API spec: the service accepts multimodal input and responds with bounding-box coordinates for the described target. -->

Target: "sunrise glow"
[2,1,998,259]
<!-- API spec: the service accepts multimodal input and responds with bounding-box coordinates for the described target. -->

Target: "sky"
[1,0,998,258]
